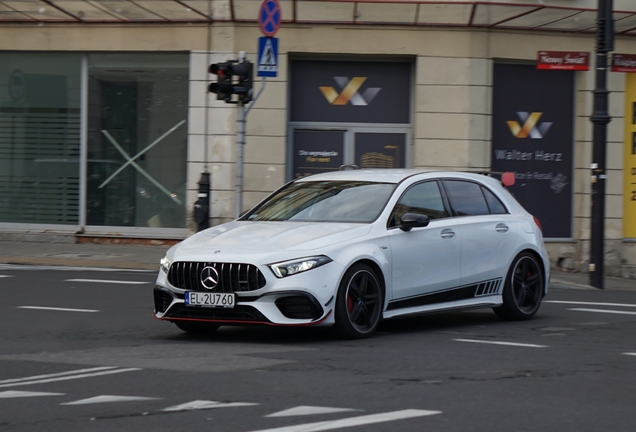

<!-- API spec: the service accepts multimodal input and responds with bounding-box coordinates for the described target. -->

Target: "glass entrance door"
[289,127,410,180]
[354,132,406,169]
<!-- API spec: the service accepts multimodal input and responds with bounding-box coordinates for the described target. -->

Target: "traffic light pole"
[235,100,246,219]
[589,0,614,289]
[234,76,267,218]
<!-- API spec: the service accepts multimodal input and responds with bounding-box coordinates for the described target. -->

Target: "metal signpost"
[234,0,281,218]
[206,1,281,220]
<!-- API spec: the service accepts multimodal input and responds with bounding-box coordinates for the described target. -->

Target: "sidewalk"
[0,239,168,271]
[0,238,633,290]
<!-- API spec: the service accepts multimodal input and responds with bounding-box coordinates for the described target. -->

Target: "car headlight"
[160,256,172,274]
[268,255,332,278]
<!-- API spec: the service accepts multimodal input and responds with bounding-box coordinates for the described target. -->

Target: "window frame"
[440,179,510,218]
[387,179,452,229]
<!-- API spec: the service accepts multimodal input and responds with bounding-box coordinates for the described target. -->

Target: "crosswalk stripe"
[0,367,117,385]
[546,300,636,308]
[0,390,65,399]
[267,406,360,417]
[0,368,140,388]
[65,279,150,285]
[568,308,636,316]
[162,400,259,412]
[246,409,442,432]
[454,339,547,348]
[62,395,160,405]
[17,306,99,313]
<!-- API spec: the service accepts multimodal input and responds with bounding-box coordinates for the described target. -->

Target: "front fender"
[328,240,392,308]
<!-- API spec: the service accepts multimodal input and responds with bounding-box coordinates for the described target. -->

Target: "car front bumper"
[153,261,343,327]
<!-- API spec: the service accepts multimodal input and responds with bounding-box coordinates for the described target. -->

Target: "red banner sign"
[612,54,636,73]
[537,51,590,71]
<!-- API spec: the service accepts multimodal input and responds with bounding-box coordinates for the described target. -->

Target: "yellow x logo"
[319,77,368,105]
[507,112,552,139]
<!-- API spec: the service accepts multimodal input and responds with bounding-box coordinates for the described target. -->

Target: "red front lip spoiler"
[155,309,333,327]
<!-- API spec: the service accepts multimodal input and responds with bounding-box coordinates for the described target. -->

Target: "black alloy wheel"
[334,263,383,339]
[494,252,544,320]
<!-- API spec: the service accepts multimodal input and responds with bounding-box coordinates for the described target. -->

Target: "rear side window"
[483,187,507,214]
[443,180,489,216]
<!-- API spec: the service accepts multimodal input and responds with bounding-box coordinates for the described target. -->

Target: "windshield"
[245,181,396,223]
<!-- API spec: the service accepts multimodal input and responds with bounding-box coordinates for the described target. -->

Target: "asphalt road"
[1,264,635,432]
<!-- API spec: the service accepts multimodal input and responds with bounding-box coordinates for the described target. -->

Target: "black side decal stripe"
[387,278,502,311]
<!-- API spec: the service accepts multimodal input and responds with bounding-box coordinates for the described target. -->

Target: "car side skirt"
[383,278,503,319]
[382,297,503,320]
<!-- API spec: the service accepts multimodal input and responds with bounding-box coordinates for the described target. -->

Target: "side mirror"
[400,213,430,232]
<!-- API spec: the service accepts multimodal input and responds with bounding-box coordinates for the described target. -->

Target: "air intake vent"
[154,288,173,313]
[275,295,323,320]
[168,262,266,293]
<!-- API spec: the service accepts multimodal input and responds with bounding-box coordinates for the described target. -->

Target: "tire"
[493,252,544,320]
[333,263,383,339]
[174,321,220,335]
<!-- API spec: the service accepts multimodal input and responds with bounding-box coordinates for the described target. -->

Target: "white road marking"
[0,366,116,385]
[17,306,99,313]
[624,353,636,357]
[454,339,547,348]
[568,308,636,316]
[0,264,152,273]
[0,368,140,388]
[546,300,636,308]
[267,406,360,417]
[0,390,65,399]
[162,400,259,412]
[65,279,150,285]
[0,275,14,278]
[62,395,160,405]
[247,409,442,432]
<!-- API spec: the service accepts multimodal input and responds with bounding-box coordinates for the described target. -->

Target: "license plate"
[185,291,235,308]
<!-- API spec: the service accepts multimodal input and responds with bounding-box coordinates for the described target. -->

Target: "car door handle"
[440,228,455,239]
[496,223,509,233]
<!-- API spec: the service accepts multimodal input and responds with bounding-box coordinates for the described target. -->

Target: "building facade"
[1,0,636,277]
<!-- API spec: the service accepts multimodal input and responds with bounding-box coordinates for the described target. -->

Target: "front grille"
[164,303,269,322]
[168,261,267,292]
[154,287,174,313]
[275,295,323,320]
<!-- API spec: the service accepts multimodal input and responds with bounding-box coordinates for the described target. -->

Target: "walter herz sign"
[492,63,574,239]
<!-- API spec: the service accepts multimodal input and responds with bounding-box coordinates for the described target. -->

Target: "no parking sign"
[257,0,280,77]
[259,0,281,37]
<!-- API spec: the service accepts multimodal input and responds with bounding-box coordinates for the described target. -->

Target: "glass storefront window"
[0,53,82,224]
[87,53,189,229]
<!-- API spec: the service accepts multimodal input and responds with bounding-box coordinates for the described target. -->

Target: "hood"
[171,221,371,261]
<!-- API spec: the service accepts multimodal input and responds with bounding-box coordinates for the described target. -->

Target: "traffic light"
[209,61,233,102]
[231,62,253,103]
[208,60,253,104]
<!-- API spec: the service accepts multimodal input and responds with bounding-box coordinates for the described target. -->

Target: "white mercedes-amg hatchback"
[154,169,549,338]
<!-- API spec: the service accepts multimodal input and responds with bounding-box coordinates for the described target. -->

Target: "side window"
[443,180,489,216]
[390,181,448,227]
[483,187,508,214]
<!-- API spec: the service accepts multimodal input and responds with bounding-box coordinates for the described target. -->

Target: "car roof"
[296,169,502,186]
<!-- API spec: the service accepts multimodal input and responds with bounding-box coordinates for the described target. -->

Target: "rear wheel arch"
[518,248,547,294]
[494,249,545,320]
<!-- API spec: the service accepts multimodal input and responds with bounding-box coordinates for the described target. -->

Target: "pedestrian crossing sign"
[257,36,278,77]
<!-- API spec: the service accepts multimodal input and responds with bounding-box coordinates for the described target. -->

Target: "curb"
[549,278,596,291]
[0,258,158,271]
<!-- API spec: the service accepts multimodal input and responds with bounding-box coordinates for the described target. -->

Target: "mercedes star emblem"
[200,265,219,290]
